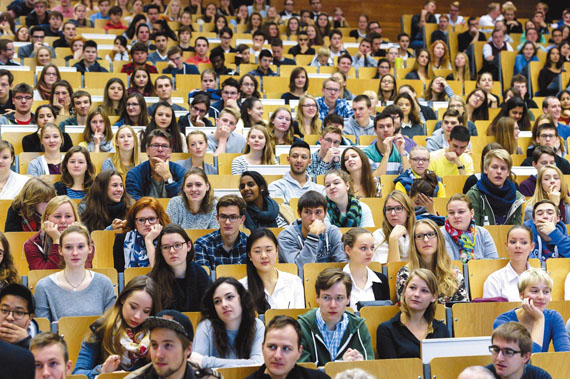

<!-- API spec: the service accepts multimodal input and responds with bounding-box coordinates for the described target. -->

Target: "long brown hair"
[268,106,295,146]
[380,191,416,245]
[12,177,56,220]
[243,125,276,165]
[181,168,215,214]
[340,147,376,198]
[400,268,438,327]
[82,106,114,143]
[0,232,19,286]
[60,146,95,190]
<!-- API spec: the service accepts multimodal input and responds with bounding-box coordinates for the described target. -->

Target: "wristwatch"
[457,165,465,170]
[166,177,174,185]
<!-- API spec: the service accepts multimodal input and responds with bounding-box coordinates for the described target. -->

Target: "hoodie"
[268,172,325,205]
[524,219,570,262]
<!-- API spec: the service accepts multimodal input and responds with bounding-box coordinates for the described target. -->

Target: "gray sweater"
[34,272,116,322]
[440,225,499,260]
[166,196,219,229]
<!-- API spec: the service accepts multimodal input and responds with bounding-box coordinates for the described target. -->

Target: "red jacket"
[24,231,94,270]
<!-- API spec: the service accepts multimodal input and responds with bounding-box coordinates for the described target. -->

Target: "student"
[179,94,213,132]
[0,284,39,349]
[246,316,330,379]
[34,224,116,322]
[293,95,321,138]
[194,195,248,270]
[426,109,462,152]
[393,146,444,199]
[53,146,95,199]
[239,228,305,312]
[112,197,171,272]
[248,49,278,77]
[79,107,115,153]
[343,95,375,139]
[73,40,108,73]
[148,225,211,312]
[101,125,140,177]
[208,78,240,118]
[141,102,186,154]
[147,31,169,65]
[5,83,34,125]
[396,219,468,304]
[298,268,373,365]
[524,165,570,223]
[278,191,345,273]
[316,78,354,120]
[147,76,187,115]
[239,96,265,129]
[494,268,570,352]
[428,125,474,177]
[231,125,276,175]
[191,277,265,368]
[5,178,55,232]
[89,0,111,24]
[127,67,155,97]
[162,46,199,77]
[442,194,498,262]
[166,169,218,229]
[324,170,374,228]
[104,5,126,30]
[30,333,73,379]
[73,276,160,378]
[537,47,564,97]
[484,225,535,301]
[395,93,425,138]
[542,97,570,140]
[467,149,524,226]
[521,124,570,170]
[307,126,342,178]
[523,199,570,262]
[268,140,325,205]
[175,131,216,174]
[116,93,149,127]
[405,48,433,82]
[101,78,126,117]
[377,268,449,359]
[121,42,158,74]
[59,90,93,129]
[186,36,210,65]
[25,122,64,177]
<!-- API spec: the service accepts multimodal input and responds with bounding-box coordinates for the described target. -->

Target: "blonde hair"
[12,178,56,220]
[111,125,139,177]
[243,125,276,165]
[483,149,514,184]
[294,95,322,135]
[528,165,570,208]
[489,117,518,154]
[381,191,416,245]
[268,106,296,145]
[451,52,471,83]
[41,196,80,228]
[518,268,553,293]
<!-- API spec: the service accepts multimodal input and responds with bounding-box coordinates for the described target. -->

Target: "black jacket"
[246,364,330,379]
[0,340,35,379]
[22,131,74,152]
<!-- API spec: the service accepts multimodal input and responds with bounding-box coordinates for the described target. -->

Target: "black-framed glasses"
[161,242,186,253]
[0,307,30,320]
[489,345,522,357]
[135,216,158,225]
[219,214,240,223]
[385,205,404,214]
[414,231,438,241]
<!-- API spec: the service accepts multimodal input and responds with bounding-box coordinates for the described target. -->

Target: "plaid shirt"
[120,62,158,74]
[307,150,340,178]
[315,308,349,360]
[194,230,248,270]
[317,96,354,121]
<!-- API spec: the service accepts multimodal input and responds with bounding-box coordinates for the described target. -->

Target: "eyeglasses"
[126,102,140,108]
[319,295,346,303]
[192,106,207,114]
[161,241,186,253]
[242,82,255,87]
[135,216,158,225]
[222,91,238,96]
[539,134,556,139]
[489,345,522,357]
[386,205,405,214]
[14,96,32,101]
[302,103,317,108]
[0,307,30,320]
[219,214,241,223]
[324,87,340,93]
[415,231,438,241]
[149,143,171,150]
[410,157,429,163]
[31,34,45,39]
[323,137,341,146]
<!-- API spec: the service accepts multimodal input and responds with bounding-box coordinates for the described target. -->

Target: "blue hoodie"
[524,219,570,262]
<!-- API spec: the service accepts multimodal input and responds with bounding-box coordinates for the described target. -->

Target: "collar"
[343,264,383,291]
[315,308,348,332]
[505,261,530,282]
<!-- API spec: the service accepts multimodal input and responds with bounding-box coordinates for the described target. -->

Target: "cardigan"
[440,225,499,261]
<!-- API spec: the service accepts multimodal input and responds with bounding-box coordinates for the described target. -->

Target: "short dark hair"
[397,32,410,40]
[153,31,168,40]
[0,283,35,314]
[442,108,461,120]
[84,40,97,51]
[511,74,527,85]
[259,49,272,60]
[264,316,303,347]
[329,29,342,38]
[146,129,172,147]
[353,94,371,108]
[270,38,283,48]
[49,10,63,20]
[30,26,45,36]
[360,36,373,46]
[109,5,122,15]
[315,267,352,298]
[384,104,403,119]
[449,125,471,142]
[533,199,560,219]
[131,41,148,55]
[323,114,344,127]
[194,36,209,46]
[219,26,233,37]
[216,194,246,216]
[297,190,327,213]
[191,92,211,109]
[146,3,160,12]
[253,29,265,39]
[0,69,14,85]
[72,90,92,106]
[221,77,239,91]
[338,53,352,63]
[154,75,172,87]
[0,39,11,52]
[167,46,182,57]
[209,49,225,61]
[536,123,558,138]
[12,82,33,95]
[289,139,310,155]
[531,145,556,163]
[375,110,393,128]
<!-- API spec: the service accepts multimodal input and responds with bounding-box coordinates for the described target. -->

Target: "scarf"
[244,197,279,231]
[444,218,477,263]
[37,82,52,101]
[107,201,126,221]
[327,196,362,227]
[87,136,114,152]
[475,174,517,218]
[123,230,150,269]
[114,320,150,370]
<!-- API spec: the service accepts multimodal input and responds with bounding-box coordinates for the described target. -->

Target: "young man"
[316,78,354,121]
[343,94,375,139]
[457,17,487,53]
[364,111,410,176]
[524,200,570,262]
[25,0,50,27]
[0,39,19,66]
[410,1,437,49]
[250,30,266,58]
[426,109,462,152]
[209,50,236,76]
[246,316,329,379]
[511,74,538,109]
[248,49,278,77]
[0,69,14,114]
[52,21,76,48]
[482,28,513,79]
[270,38,295,66]
[178,93,212,132]
[307,125,342,178]
[206,107,245,156]
[547,28,563,50]
[0,284,39,349]
[17,26,56,59]
[72,40,108,73]
[328,30,348,59]
[323,114,353,146]
[480,2,503,30]
[53,0,74,18]
[121,42,158,74]
[519,146,556,196]
[89,0,111,24]
[194,195,248,270]
[145,4,161,26]
[5,83,34,125]
[394,145,446,197]
[309,0,322,21]
[148,31,169,64]
[447,1,465,27]
[186,36,210,65]
[208,78,240,118]
[148,76,187,114]
[485,322,552,379]
[30,333,73,379]
[268,141,325,204]
[521,124,570,174]
[430,13,449,45]
[126,310,220,379]
[336,54,353,77]
[369,33,386,58]
[287,31,315,56]
[211,27,236,55]
[279,0,298,20]
[297,268,372,365]
[397,33,414,60]
[59,90,92,129]
[163,46,200,77]
[428,125,474,176]
[542,97,570,140]
[278,192,345,272]
[177,25,194,53]
[351,37,377,69]
[104,5,126,30]
[126,129,186,200]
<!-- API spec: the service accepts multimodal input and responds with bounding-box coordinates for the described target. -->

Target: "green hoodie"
[297,309,374,366]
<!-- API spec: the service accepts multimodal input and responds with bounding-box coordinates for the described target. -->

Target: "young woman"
[188,70,219,101]
[65,36,86,62]
[24,196,94,270]
[429,40,451,70]
[246,12,263,34]
[73,276,160,378]
[396,219,468,304]
[447,52,471,84]
[524,165,570,224]
[102,78,127,117]
[239,171,295,231]
[35,46,53,66]
[79,107,115,153]
[179,131,217,174]
[514,41,539,77]
[465,88,489,122]
[280,67,308,104]
[442,194,499,262]
[432,96,478,136]
[487,117,522,155]
[231,125,275,175]
[306,25,323,47]
[422,76,455,103]
[34,64,60,101]
[340,147,377,199]
[147,225,210,312]
[560,40,570,63]
[191,277,265,368]
[373,191,416,264]
[15,25,29,42]
[395,93,425,138]
[477,72,500,108]
[239,228,304,312]
[378,74,396,106]
[79,170,132,232]
[537,47,564,97]
[324,170,375,228]
[105,36,129,62]
[285,17,300,38]
[0,232,18,289]
[488,96,531,132]
[212,14,227,35]
[292,95,321,138]
[494,268,570,352]
[316,13,331,40]
[54,146,96,199]
[235,44,251,66]
[483,225,534,301]
[342,228,389,310]
[34,224,116,323]
[405,48,433,82]
[101,125,139,177]
[50,80,73,118]
[239,97,265,129]
[0,141,25,200]
[558,90,570,125]
[166,169,218,229]
[378,268,449,359]
[232,5,248,27]
[268,107,297,146]
[116,93,149,127]
[163,0,182,21]
[23,106,73,152]
[127,67,155,97]
[467,149,524,226]
[217,0,233,16]
[5,178,55,232]
[112,197,171,273]
[350,14,368,39]
[140,102,186,153]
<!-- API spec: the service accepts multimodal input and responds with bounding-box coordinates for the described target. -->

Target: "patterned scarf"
[123,230,149,269]
[444,218,477,263]
[327,196,362,227]
[37,82,52,101]
[114,320,150,370]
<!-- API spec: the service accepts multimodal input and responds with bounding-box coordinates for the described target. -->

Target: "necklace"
[63,270,87,291]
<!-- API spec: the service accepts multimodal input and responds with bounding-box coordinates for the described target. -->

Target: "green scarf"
[327,196,362,227]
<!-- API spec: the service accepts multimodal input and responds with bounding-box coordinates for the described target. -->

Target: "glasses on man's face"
[219,214,240,223]
[149,143,171,150]
[324,87,340,93]
[32,34,45,40]
[161,241,186,253]
[14,95,32,101]
[320,295,346,303]
[323,137,341,146]
[222,91,238,96]
[539,134,556,140]
[0,307,30,320]
[489,345,522,357]
[135,216,158,225]
[414,231,438,241]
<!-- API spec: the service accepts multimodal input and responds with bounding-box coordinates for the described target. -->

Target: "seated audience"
[537,47,564,97]
[73,40,108,73]
[26,122,65,177]
[405,48,433,82]
[0,284,39,349]
[5,178,55,232]
[519,146,557,197]
[54,146,95,199]
[141,102,186,153]
[101,125,140,177]
[101,78,125,117]
[464,88,490,123]
[177,131,217,174]
[324,170,374,228]
[34,64,60,101]
[293,96,321,138]
[307,126,343,179]
[394,146,446,198]
[5,83,34,125]
[316,77,354,120]
[281,67,308,104]
[364,111,410,175]
[79,107,115,153]
[429,125,474,177]
[207,108,246,156]
[178,94,213,132]
[426,109,463,152]
[30,333,74,379]
[524,199,570,262]
[127,67,155,97]
[232,125,276,175]
[0,141,27,199]
[343,95,375,139]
